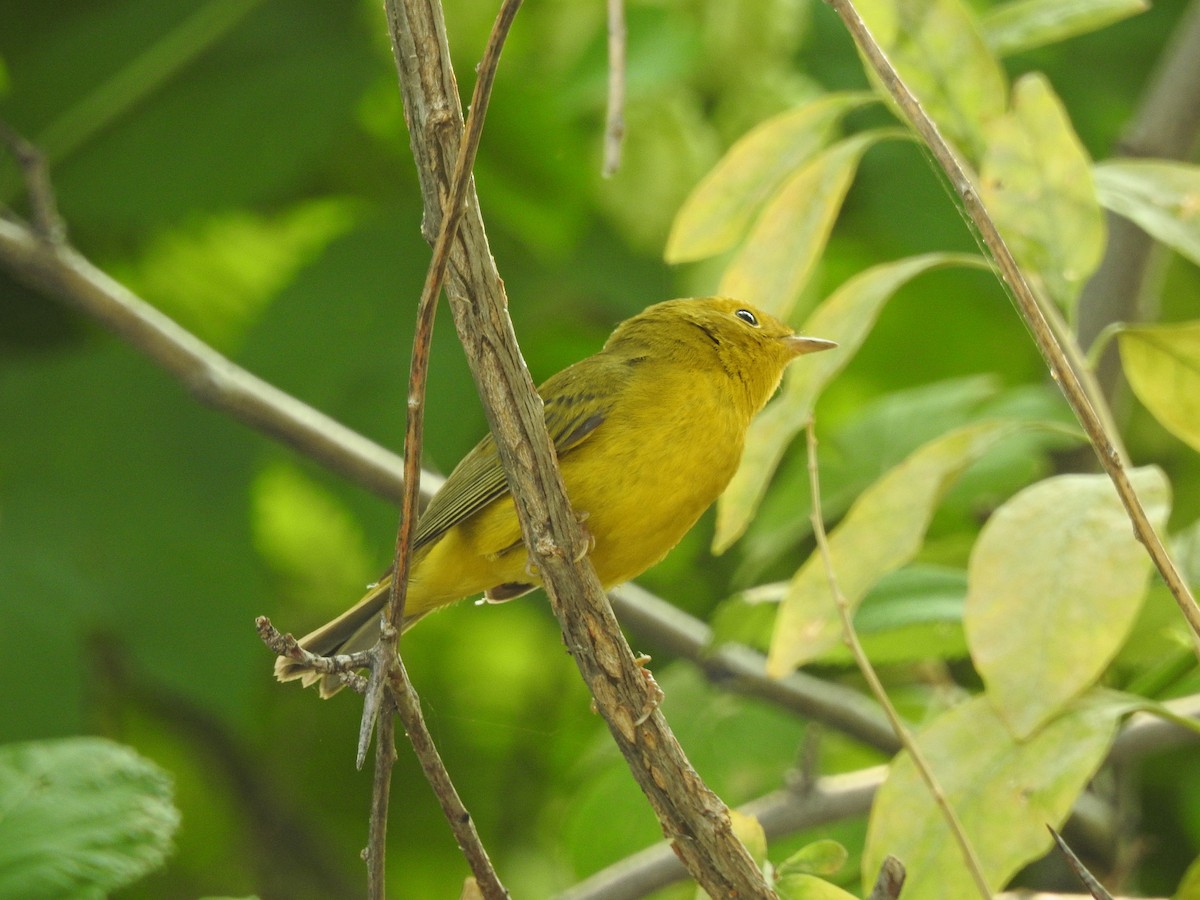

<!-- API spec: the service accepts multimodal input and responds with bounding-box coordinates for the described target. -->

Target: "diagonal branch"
[382,0,772,894]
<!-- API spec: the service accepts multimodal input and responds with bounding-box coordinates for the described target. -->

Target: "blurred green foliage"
[2,0,1199,896]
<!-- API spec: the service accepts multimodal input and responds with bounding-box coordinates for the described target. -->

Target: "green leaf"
[1094,160,1200,266]
[714,253,987,553]
[965,467,1170,738]
[777,839,849,877]
[981,0,1148,57]
[718,130,900,318]
[855,0,1007,160]
[980,74,1104,312]
[666,92,875,263]
[775,873,860,900]
[729,810,769,868]
[1118,321,1200,454]
[767,420,1031,677]
[0,737,179,898]
[862,692,1126,899]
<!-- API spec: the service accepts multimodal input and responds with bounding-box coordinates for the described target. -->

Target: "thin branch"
[867,856,906,900]
[255,616,371,694]
[1048,827,1113,900]
[0,119,65,241]
[561,694,1200,900]
[382,0,771,894]
[362,2,524,896]
[366,690,398,900]
[806,424,992,899]
[610,583,900,753]
[602,0,627,177]
[824,0,1200,644]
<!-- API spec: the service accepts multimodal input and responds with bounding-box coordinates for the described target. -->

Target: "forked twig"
[361,2,524,897]
[806,423,992,899]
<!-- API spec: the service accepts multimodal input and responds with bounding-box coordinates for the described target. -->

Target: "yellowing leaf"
[1119,322,1200,453]
[981,0,1147,57]
[719,130,898,318]
[855,0,1007,160]
[774,874,859,899]
[728,810,768,868]
[1094,160,1200,266]
[666,93,874,263]
[777,839,849,878]
[767,420,1027,678]
[714,253,987,554]
[862,692,1127,900]
[980,74,1104,312]
[965,467,1169,738]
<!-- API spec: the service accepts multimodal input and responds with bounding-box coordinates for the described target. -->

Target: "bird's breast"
[558,369,746,587]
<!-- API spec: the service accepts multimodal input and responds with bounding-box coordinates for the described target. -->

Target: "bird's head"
[606,297,836,414]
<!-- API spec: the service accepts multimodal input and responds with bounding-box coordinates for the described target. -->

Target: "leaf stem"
[805,422,993,900]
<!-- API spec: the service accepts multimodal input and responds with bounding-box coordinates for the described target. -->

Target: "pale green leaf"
[980,74,1104,312]
[1118,321,1200,453]
[0,738,179,899]
[777,839,849,877]
[767,420,1029,677]
[862,692,1126,899]
[775,873,859,900]
[855,0,1007,160]
[666,92,874,263]
[118,197,360,350]
[714,253,986,553]
[965,467,1170,738]
[718,130,899,318]
[1094,160,1200,266]
[981,0,1147,57]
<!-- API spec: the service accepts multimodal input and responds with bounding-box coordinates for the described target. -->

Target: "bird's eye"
[734,309,759,327]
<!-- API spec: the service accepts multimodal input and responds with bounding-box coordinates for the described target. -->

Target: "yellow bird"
[276,297,835,696]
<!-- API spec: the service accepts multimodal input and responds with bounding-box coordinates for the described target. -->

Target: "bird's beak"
[782,335,838,357]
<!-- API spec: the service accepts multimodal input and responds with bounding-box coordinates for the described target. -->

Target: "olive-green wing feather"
[412,357,622,550]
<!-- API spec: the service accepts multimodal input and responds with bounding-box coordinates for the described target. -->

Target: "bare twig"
[867,856,906,900]
[806,424,993,899]
[825,0,1200,643]
[361,2,524,896]
[382,0,771,894]
[1048,827,1113,900]
[0,119,65,241]
[602,0,627,177]
[255,616,371,694]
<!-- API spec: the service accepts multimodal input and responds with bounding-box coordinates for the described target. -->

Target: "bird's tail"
[273,576,425,698]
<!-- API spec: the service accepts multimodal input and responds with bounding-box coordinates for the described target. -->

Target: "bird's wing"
[412,357,620,551]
